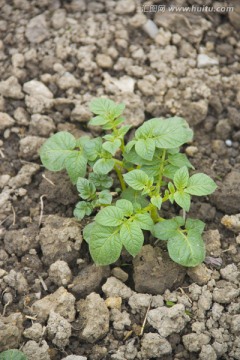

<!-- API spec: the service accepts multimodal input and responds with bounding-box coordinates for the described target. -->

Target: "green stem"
[114,159,124,167]
[140,203,160,223]
[114,164,126,190]
[156,149,166,194]
[151,207,159,222]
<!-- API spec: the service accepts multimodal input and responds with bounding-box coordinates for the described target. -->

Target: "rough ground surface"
[0,0,240,359]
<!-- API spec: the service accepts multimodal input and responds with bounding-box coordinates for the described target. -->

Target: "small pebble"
[225,139,232,147]
[142,20,158,39]
[185,146,198,157]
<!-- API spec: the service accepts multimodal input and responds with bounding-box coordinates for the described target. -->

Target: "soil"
[0,0,240,359]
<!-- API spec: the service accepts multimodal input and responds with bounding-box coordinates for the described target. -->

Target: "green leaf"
[112,116,125,127]
[65,152,87,184]
[39,131,76,171]
[168,153,194,169]
[163,164,179,180]
[123,148,150,166]
[151,195,162,210]
[167,229,205,267]
[89,225,122,265]
[120,221,144,256]
[89,98,125,119]
[95,206,124,226]
[83,138,102,161]
[121,188,149,208]
[185,173,217,196]
[0,350,27,360]
[83,222,96,243]
[93,158,115,174]
[98,190,112,205]
[154,217,184,240]
[89,173,113,189]
[135,118,162,139]
[135,117,193,149]
[123,170,149,191]
[174,191,191,211]
[89,115,109,126]
[117,125,131,137]
[116,199,133,217]
[74,201,93,220]
[124,140,136,153]
[168,182,175,193]
[135,138,156,161]
[185,218,205,234]
[76,136,91,148]
[102,139,121,155]
[77,178,96,199]
[174,166,189,190]
[134,213,154,231]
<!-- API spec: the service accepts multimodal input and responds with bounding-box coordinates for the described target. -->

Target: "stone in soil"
[32,286,76,322]
[105,297,122,310]
[187,264,212,285]
[115,0,135,14]
[49,260,72,287]
[128,293,153,316]
[0,313,23,352]
[71,104,93,122]
[102,276,133,300]
[133,245,186,294]
[221,213,240,233]
[14,107,30,126]
[140,333,172,358]
[0,112,15,131]
[147,304,190,337]
[8,163,40,189]
[23,80,53,99]
[57,72,80,90]
[76,292,109,343]
[182,333,211,352]
[220,264,239,283]
[23,323,43,341]
[25,14,49,43]
[3,269,28,295]
[4,225,39,257]
[71,264,110,298]
[22,340,50,360]
[212,280,239,304]
[38,215,82,266]
[0,76,24,99]
[114,92,145,127]
[212,171,240,214]
[47,310,71,348]
[111,267,128,282]
[203,230,222,257]
[51,9,66,30]
[110,308,131,331]
[199,344,217,360]
[29,114,56,137]
[19,135,45,160]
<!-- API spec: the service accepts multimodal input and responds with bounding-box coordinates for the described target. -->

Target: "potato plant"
[40,98,217,267]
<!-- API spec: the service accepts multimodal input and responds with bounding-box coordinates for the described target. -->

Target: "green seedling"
[40,98,217,267]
